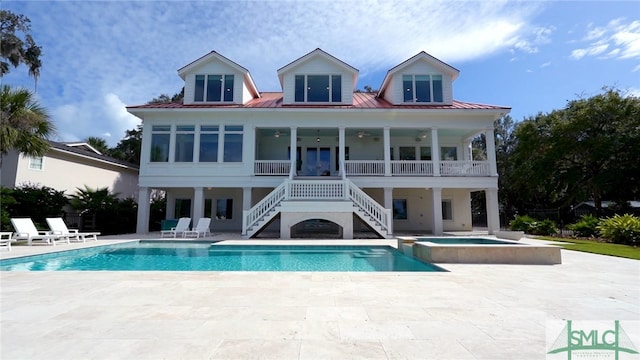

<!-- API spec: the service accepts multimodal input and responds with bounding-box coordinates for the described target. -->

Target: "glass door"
[306,147,331,176]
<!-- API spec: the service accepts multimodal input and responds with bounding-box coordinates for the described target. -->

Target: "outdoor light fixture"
[316,130,320,142]
[274,131,281,138]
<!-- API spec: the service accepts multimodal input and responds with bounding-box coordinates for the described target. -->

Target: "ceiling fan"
[273,130,289,138]
[356,130,372,139]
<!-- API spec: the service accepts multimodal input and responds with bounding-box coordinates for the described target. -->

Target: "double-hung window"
[403,74,443,103]
[194,74,234,102]
[29,156,44,170]
[175,125,195,162]
[295,74,341,102]
[150,125,171,162]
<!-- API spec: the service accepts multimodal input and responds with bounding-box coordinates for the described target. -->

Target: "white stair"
[242,179,392,239]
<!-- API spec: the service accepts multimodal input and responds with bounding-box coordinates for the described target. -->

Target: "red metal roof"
[127,92,510,110]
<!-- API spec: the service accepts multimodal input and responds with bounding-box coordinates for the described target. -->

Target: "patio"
[1,234,638,359]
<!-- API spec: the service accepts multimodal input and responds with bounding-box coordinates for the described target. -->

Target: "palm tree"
[0,85,54,169]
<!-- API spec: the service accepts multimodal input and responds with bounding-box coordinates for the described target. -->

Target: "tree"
[109,125,142,165]
[0,10,43,84]
[0,85,54,171]
[84,136,110,154]
[4,184,68,228]
[506,88,640,215]
[148,88,184,104]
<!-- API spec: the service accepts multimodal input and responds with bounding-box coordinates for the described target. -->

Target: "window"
[399,147,416,161]
[175,199,191,218]
[442,200,453,220]
[294,74,342,103]
[28,156,44,170]
[174,125,194,162]
[223,125,243,162]
[194,74,234,102]
[403,74,444,103]
[420,147,432,160]
[150,125,171,162]
[216,199,233,220]
[393,199,408,220]
[199,125,219,162]
[441,147,458,160]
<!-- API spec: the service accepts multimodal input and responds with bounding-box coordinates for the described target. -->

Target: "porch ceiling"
[257,128,482,139]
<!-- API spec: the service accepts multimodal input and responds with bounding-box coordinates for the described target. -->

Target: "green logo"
[548,320,638,359]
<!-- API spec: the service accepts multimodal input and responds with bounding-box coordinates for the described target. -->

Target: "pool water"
[0,242,444,272]
[417,237,522,245]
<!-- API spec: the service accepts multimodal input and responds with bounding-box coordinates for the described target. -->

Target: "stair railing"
[242,181,287,235]
[347,179,392,234]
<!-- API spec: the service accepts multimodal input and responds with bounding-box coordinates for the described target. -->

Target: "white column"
[463,140,472,161]
[169,125,176,163]
[193,187,204,222]
[485,128,498,176]
[290,127,298,178]
[339,127,345,177]
[243,187,252,211]
[383,127,391,176]
[193,126,201,162]
[166,191,176,219]
[485,188,500,234]
[383,187,393,209]
[136,187,150,233]
[431,128,440,176]
[431,187,443,235]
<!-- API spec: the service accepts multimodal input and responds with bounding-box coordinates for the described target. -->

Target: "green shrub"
[597,214,640,245]
[529,219,558,236]
[568,214,600,238]
[509,215,536,232]
[509,215,558,236]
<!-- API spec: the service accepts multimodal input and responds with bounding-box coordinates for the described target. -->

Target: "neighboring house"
[573,201,640,217]
[1,141,139,199]
[128,49,509,238]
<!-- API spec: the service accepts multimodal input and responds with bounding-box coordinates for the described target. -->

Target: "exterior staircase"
[242,179,392,239]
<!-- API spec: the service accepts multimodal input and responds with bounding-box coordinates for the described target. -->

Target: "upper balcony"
[254,127,497,178]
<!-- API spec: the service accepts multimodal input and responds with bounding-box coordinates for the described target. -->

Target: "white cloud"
[540,61,551,68]
[3,0,547,146]
[571,18,640,61]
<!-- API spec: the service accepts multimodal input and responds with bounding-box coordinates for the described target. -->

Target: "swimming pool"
[0,241,444,272]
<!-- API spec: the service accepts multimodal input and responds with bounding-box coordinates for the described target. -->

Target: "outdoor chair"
[10,218,70,246]
[0,232,12,251]
[183,217,212,238]
[46,217,100,242]
[161,217,191,238]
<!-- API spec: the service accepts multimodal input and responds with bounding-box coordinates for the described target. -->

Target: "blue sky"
[2,1,638,146]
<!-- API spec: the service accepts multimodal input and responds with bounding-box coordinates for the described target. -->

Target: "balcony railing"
[254,160,290,175]
[254,160,491,176]
[440,161,490,176]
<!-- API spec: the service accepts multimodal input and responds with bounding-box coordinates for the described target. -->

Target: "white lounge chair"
[10,218,70,246]
[0,232,12,251]
[160,217,191,238]
[183,217,211,238]
[46,217,100,242]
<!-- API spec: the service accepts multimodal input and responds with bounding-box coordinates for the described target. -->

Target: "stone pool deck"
[1,234,638,359]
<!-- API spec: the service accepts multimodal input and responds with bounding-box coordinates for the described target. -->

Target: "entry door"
[306,147,331,176]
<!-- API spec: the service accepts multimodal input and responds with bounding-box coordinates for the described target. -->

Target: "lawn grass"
[537,236,640,260]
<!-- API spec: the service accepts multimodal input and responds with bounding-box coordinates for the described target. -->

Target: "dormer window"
[403,74,443,103]
[294,74,342,103]
[194,74,234,102]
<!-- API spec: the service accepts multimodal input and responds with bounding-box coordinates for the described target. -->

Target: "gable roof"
[378,51,460,98]
[177,51,260,98]
[62,142,103,155]
[276,48,359,89]
[48,141,139,170]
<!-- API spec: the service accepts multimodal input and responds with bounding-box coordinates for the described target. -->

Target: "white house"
[128,49,509,238]
[1,141,139,199]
